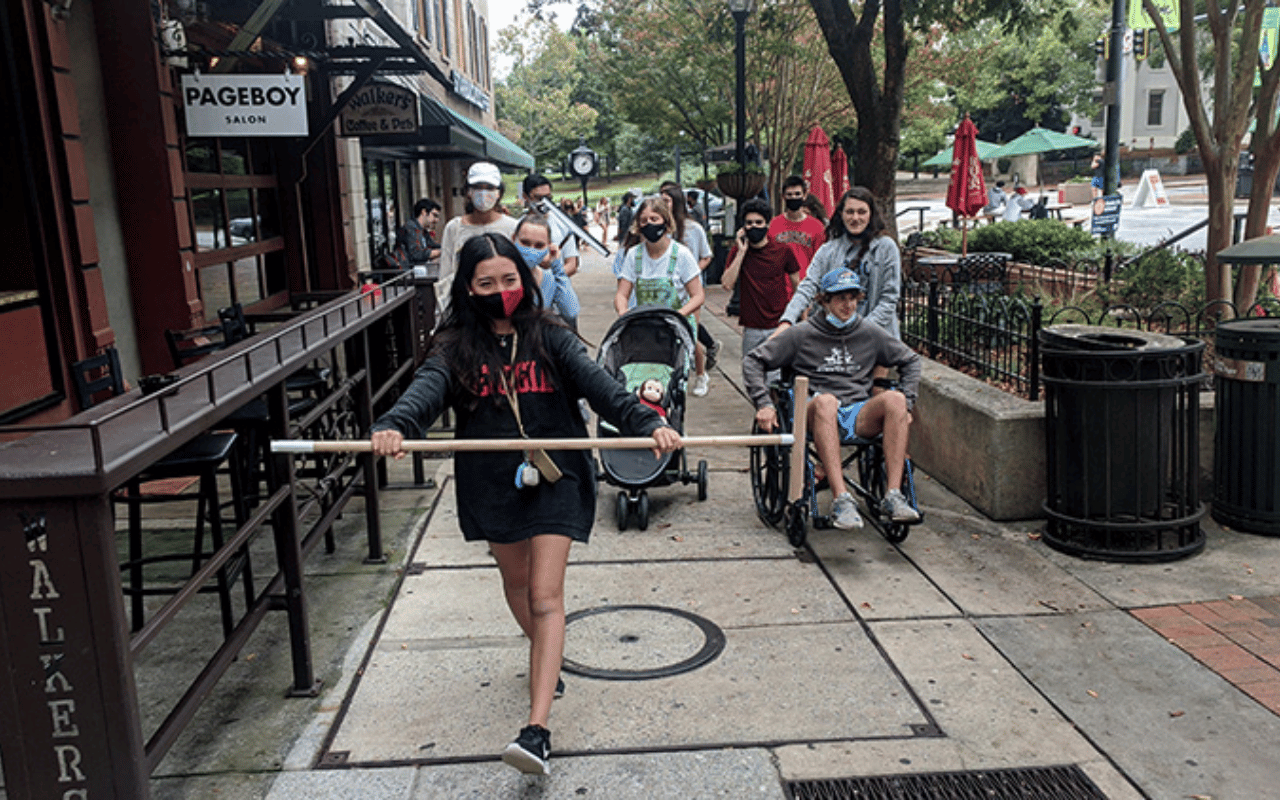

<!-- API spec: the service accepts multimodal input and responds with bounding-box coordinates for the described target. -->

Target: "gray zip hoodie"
[742,312,920,411]
[780,234,901,338]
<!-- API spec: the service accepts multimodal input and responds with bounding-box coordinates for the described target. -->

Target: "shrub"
[1102,248,1205,309]
[966,220,1096,266]
[1174,127,1196,155]
[996,157,1013,174]
[912,226,963,252]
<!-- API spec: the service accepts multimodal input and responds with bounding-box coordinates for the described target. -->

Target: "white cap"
[467,161,502,187]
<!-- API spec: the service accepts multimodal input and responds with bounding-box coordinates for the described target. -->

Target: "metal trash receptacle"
[1041,325,1206,561]
[1212,319,1280,535]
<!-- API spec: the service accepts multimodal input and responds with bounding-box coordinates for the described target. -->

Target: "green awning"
[921,140,1002,169]
[354,94,534,170]
[449,111,535,171]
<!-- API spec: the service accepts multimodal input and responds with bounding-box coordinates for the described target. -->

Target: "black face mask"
[745,227,768,244]
[784,197,804,212]
[640,222,667,243]
[470,286,524,320]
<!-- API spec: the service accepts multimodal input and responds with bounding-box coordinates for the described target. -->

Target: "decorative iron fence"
[901,269,1280,401]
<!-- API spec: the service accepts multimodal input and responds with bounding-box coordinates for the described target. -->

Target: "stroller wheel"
[696,460,708,501]
[637,491,650,531]
[615,491,629,532]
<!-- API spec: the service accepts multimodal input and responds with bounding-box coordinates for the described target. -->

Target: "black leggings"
[697,322,715,348]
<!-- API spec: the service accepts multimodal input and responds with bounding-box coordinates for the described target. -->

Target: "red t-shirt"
[767,213,826,282]
[727,239,800,329]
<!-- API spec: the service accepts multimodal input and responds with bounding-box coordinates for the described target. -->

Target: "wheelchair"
[748,377,923,548]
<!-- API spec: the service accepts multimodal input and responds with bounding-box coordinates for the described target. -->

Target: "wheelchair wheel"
[615,491,629,532]
[696,460,708,501]
[637,491,650,531]
[785,502,808,548]
[749,422,790,526]
[858,445,911,544]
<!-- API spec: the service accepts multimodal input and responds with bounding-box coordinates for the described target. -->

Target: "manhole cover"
[562,604,725,680]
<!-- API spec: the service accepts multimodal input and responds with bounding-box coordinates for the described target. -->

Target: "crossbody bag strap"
[498,331,529,439]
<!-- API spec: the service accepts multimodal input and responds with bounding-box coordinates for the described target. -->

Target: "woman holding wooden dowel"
[370,233,681,776]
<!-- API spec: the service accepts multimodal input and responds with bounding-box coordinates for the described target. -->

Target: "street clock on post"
[568,142,598,208]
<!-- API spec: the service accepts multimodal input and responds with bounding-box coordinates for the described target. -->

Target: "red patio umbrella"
[803,126,835,217]
[945,114,987,255]
[831,144,850,201]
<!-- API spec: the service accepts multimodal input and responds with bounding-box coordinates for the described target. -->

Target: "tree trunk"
[1203,151,1235,308]
[1241,66,1280,311]
[808,0,904,240]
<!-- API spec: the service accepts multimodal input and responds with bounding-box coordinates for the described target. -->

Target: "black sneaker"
[502,724,551,775]
[705,339,721,371]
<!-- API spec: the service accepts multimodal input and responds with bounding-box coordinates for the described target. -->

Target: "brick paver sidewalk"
[1132,597,1280,715]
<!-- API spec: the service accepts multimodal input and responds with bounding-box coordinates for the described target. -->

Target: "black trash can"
[1041,325,1206,562]
[1212,319,1280,535]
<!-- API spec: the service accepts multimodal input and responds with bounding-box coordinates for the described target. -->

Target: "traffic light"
[1133,28,1148,60]
[1094,36,1108,60]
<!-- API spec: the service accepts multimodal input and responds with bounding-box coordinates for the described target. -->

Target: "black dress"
[372,324,664,543]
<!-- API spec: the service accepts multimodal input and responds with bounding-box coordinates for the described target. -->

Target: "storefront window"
[185,138,286,318]
[365,158,408,266]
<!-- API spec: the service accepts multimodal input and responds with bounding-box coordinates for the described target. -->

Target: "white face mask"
[471,189,499,212]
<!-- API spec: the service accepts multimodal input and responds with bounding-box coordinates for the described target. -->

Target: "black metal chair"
[70,347,250,636]
[165,314,319,510]
[218,303,331,396]
[164,321,230,368]
[955,252,1009,294]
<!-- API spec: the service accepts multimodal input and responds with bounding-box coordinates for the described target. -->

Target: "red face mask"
[471,285,525,319]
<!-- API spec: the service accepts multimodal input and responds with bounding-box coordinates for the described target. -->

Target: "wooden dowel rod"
[272,433,795,454]
[787,376,810,503]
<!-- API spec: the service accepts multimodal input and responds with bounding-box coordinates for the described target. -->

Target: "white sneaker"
[691,373,710,397]
[880,489,921,523]
[831,492,864,529]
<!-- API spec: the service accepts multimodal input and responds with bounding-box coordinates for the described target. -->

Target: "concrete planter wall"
[911,358,1215,521]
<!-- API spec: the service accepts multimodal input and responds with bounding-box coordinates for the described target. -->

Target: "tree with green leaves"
[494,17,599,167]
[1145,0,1275,309]
[806,0,1062,236]
[586,0,852,208]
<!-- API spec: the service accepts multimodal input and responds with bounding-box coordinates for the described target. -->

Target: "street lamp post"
[728,0,751,176]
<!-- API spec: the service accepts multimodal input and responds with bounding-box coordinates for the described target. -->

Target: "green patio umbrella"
[921,139,1001,169]
[989,127,1099,158]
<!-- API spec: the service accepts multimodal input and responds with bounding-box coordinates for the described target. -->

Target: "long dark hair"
[827,186,886,265]
[661,186,689,243]
[432,233,553,397]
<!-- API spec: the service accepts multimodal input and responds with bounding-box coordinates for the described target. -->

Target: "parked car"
[686,188,725,220]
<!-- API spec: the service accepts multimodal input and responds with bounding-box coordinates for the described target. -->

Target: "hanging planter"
[716,165,766,199]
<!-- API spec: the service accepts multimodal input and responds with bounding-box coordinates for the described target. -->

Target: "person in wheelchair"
[743,267,921,530]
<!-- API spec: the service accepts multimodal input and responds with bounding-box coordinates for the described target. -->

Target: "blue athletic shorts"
[836,401,867,442]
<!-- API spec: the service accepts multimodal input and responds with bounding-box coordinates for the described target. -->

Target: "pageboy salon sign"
[182,74,308,137]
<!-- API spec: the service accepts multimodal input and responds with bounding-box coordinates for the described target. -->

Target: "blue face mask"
[515,243,548,271]
[826,312,857,329]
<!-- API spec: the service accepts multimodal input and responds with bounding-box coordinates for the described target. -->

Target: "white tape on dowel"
[271,433,795,454]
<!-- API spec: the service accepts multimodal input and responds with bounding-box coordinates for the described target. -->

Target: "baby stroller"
[596,306,709,531]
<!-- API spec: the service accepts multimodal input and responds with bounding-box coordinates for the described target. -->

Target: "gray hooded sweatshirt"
[742,312,921,412]
[780,234,901,338]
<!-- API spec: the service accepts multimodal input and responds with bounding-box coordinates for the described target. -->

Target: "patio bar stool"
[70,347,250,636]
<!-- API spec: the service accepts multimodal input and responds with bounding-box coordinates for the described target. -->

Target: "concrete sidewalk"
[77,245,1280,800]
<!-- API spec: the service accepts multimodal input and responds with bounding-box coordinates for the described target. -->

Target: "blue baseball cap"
[820,268,862,295]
